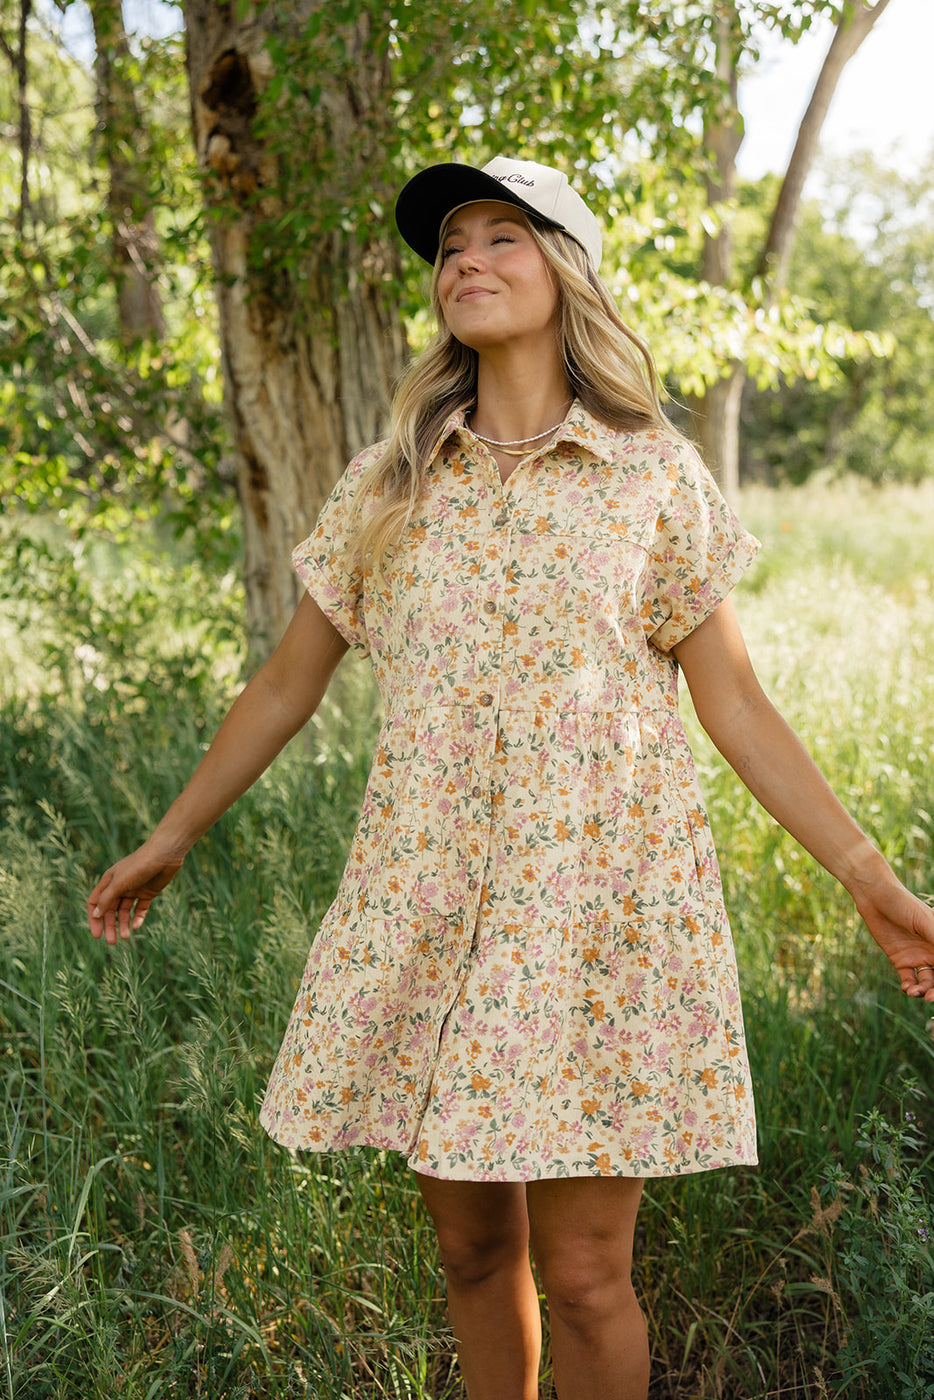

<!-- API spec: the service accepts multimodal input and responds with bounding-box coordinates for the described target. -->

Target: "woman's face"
[436,201,558,355]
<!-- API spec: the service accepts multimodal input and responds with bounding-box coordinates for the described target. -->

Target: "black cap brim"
[395,163,556,266]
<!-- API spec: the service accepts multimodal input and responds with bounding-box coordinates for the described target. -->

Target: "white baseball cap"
[395,156,603,270]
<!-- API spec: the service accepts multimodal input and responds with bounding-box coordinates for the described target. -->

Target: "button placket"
[475,517,506,713]
[461,489,512,938]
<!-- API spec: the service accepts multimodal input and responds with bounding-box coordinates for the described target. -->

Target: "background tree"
[741,152,934,483]
[616,0,895,494]
[178,0,640,656]
[88,0,165,340]
[0,5,229,547]
[1,0,922,657]
[181,0,406,659]
[0,0,30,231]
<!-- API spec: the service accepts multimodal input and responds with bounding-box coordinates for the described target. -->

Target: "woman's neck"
[471,356,572,445]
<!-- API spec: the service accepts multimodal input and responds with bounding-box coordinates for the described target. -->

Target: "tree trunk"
[755,0,894,290]
[687,368,746,498]
[694,0,893,493]
[183,1,407,660]
[0,0,33,233]
[89,0,165,341]
[687,3,744,496]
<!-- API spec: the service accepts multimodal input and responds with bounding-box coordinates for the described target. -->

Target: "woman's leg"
[526,1176,649,1400]
[415,1173,542,1400]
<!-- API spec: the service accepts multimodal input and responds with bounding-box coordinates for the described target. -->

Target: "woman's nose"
[456,243,484,273]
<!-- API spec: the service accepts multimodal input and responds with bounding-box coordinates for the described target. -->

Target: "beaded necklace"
[468,406,569,456]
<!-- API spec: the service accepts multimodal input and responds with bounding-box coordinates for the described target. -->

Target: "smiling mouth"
[456,287,494,302]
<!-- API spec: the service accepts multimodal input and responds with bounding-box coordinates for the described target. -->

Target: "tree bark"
[755,0,894,291]
[88,0,165,341]
[183,0,407,660]
[0,0,34,234]
[687,367,746,497]
[686,3,744,496]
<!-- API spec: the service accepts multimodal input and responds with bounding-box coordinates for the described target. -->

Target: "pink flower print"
[608,1101,628,1132]
[259,418,760,1178]
[436,1089,459,1123]
[489,967,512,997]
[455,1123,476,1152]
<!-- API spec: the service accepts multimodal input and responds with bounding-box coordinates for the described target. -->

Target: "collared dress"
[259,403,762,1181]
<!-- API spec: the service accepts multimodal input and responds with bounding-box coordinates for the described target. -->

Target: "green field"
[2,480,933,1399]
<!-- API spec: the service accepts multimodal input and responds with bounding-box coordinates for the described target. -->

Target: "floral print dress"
[259,403,761,1181]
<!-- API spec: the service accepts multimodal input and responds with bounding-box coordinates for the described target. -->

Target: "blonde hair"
[354,215,675,565]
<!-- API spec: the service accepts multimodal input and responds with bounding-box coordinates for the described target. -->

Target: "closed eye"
[441,232,520,261]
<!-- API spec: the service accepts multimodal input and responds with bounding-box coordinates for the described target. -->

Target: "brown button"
[471,785,482,799]
[479,692,494,706]
[467,877,478,891]
[493,512,509,528]
[483,600,497,615]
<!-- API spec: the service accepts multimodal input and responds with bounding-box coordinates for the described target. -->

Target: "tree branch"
[755,0,895,291]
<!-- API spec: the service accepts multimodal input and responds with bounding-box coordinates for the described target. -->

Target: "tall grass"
[1,483,932,1399]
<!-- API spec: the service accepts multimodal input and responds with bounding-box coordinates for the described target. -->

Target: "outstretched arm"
[672,598,934,1002]
[88,594,350,946]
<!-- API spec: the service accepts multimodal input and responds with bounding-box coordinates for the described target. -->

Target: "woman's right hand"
[88,842,186,946]
[87,596,350,948]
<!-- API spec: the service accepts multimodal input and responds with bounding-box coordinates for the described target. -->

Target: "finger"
[88,872,113,939]
[131,897,154,931]
[902,965,934,997]
[102,908,118,946]
[117,898,138,941]
[90,898,115,941]
[98,890,126,946]
[118,895,153,939]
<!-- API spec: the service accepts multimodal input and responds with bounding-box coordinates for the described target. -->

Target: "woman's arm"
[672,598,934,1002]
[88,593,350,946]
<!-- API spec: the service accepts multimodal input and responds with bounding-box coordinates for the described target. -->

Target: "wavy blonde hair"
[354,214,675,565]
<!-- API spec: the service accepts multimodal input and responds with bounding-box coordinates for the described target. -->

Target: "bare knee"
[525,1176,644,1338]
[435,1219,529,1288]
[537,1251,635,1334]
[416,1176,531,1291]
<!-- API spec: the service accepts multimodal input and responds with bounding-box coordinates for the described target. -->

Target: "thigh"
[525,1176,644,1278]
[414,1172,530,1259]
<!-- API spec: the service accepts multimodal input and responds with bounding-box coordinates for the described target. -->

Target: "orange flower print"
[260,405,760,1183]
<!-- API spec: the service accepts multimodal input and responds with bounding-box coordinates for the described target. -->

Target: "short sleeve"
[291,444,383,660]
[644,440,760,653]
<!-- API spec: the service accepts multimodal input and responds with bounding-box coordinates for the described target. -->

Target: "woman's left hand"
[851,871,934,1001]
[674,604,934,1004]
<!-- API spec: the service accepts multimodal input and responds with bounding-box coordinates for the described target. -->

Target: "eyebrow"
[442,215,525,240]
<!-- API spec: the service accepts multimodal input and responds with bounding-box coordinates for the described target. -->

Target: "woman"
[89,156,934,1400]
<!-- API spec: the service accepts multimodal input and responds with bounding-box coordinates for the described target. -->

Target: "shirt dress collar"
[427,400,619,467]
